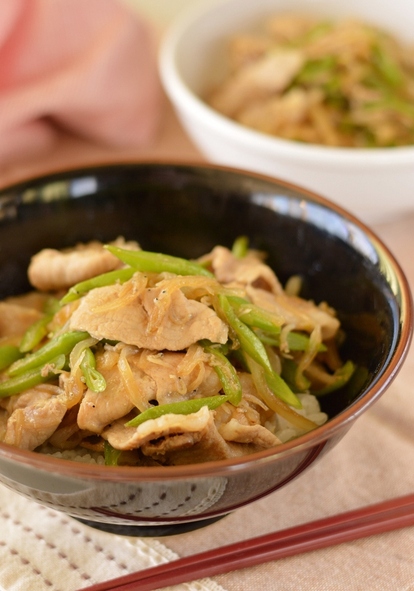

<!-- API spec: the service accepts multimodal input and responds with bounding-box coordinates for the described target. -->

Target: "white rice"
[42,446,106,465]
[268,393,328,443]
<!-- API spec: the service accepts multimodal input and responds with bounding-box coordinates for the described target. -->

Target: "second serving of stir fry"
[206,13,414,147]
[0,237,355,466]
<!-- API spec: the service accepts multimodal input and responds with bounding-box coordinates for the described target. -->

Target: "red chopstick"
[80,493,414,591]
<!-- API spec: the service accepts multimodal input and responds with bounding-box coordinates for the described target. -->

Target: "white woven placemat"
[0,484,227,591]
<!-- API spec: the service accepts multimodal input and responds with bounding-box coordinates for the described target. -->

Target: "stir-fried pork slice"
[203,245,283,294]
[237,87,322,135]
[47,406,88,451]
[103,406,212,451]
[247,286,340,340]
[0,302,43,340]
[0,386,55,413]
[104,401,282,465]
[208,50,304,117]
[218,419,281,446]
[28,238,139,292]
[214,373,269,428]
[227,34,273,71]
[77,351,136,434]
[69,278,228,351]
[129,349,223,406]
[139,409,281,464]
[214,373,281,446]
[103,406,246,464]
[2,387,68,450]
[77,346,223,434]
[5,291,50,312]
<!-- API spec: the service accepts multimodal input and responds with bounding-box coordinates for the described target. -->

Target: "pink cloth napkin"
[0,0,162,166]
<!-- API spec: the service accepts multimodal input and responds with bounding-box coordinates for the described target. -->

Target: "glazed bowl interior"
[0,162,410,536]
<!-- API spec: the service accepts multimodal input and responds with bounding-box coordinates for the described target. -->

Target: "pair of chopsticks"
[81,492,414,591]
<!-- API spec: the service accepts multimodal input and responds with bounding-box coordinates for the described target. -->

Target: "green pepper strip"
[43,297,61,315]
[0,345,24,372]
[226,296,327,352]
[80,348,106,393]
[231,235,249,258]
[60,267,136,304]
[219,295,301,407]
[8,331,90,377]
[257,331,327,352]
[312,360,356,396]
[296,55,338,85]
[372,43,403,89]
[19,315,52,353]
[200,341,242,405]
[281,358,311,392]
[104,441,122,466]
[245,355,316,431]
[0,354,66,398]
[216,294,273,373]
[125,395,228,428]
[298,21,332,45]
[105,245,214,278]
[226,296,283,336]
[263,367,302,409]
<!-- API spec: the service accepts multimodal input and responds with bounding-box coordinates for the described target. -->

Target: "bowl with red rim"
[0,161,411,536]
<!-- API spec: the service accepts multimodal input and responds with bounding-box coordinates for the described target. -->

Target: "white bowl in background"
[159,0,414,224]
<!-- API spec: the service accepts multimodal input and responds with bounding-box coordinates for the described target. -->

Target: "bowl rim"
[159,0,414,168]
[0,159,411,481]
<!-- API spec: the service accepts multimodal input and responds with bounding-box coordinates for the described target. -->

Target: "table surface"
[1,96,414,591]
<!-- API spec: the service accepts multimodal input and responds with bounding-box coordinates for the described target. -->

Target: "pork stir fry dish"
[0,237,355,466]
[206,13,414,147]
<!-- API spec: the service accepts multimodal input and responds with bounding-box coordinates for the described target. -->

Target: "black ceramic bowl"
[0,162,411,536]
